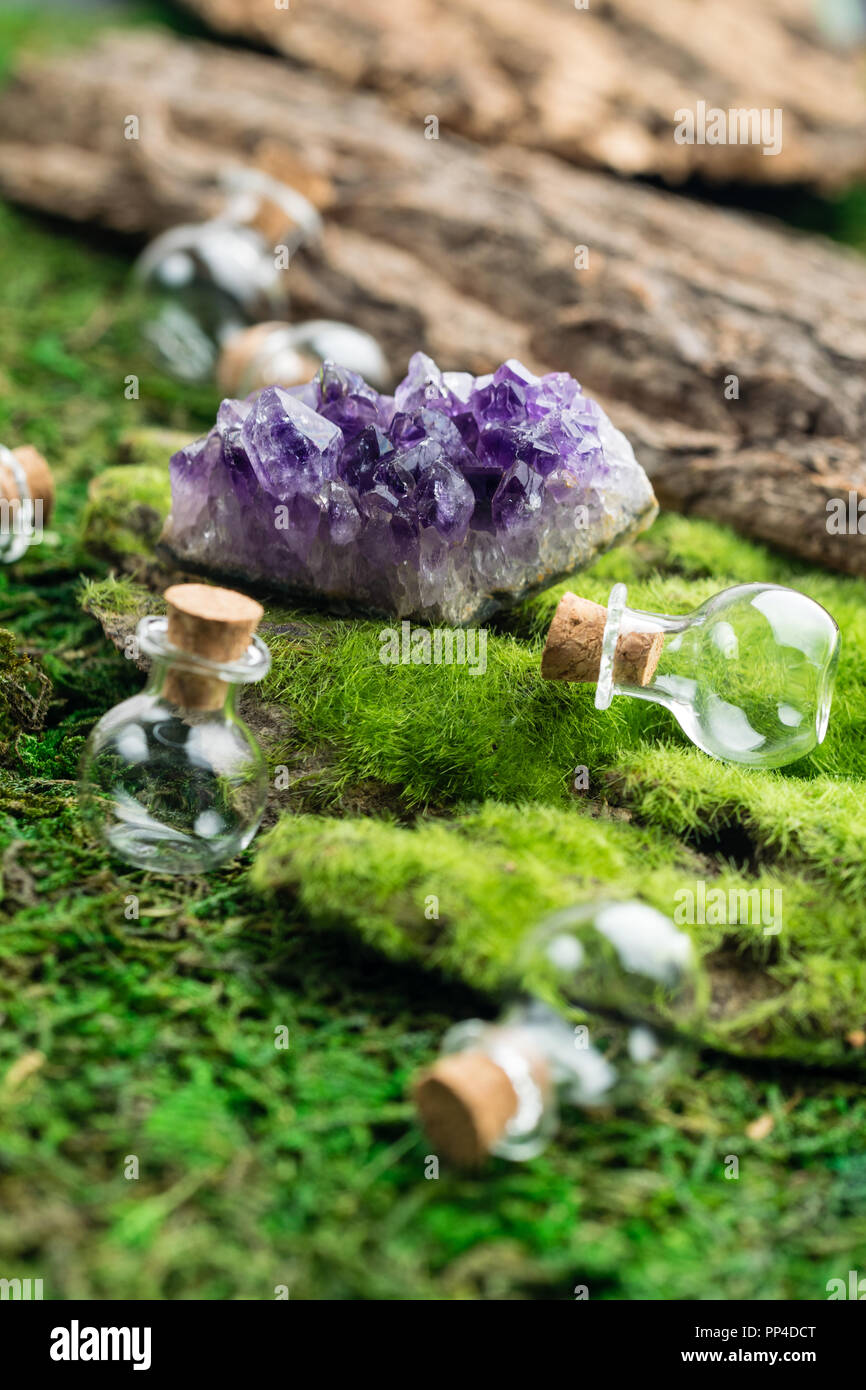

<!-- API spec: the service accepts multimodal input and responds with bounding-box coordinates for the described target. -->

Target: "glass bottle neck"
[595,582,691,713]
[147,658,239,717]
[612,604,692,710]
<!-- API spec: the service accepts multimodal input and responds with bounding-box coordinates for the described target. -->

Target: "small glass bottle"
[80,584,271,874]
[414,1000,619,1166]
[216,318,391,396]
[135,167,322,382]
[0,444,53,563]
[542,581,840,768]
[413,900,694,1165]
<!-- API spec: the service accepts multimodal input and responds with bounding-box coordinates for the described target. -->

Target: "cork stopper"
[0,446,54,525]
[242,145,332,247]
[254,139,336,214]
[217,323,320,397]
[247,195,304,249]
[163,583,264,711]
[413,1042,551,1168]
[541,591,663,687]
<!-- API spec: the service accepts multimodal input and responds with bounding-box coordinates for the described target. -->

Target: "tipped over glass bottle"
[414,900,697,1162]
[542,581,840,768]
[525,898,700,1028]
[80,584,271,874]
[216,319,391,396]
[413,901,695,1166]
[413,1000,618,1166]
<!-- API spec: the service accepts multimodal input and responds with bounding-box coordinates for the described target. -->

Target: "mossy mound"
[86,474,866,1071]
[82,462,172,567]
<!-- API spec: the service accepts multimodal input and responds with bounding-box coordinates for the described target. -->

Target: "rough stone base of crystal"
[160,356,658,627]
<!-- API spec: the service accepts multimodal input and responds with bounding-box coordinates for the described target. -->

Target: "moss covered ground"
[1,3,866,1301]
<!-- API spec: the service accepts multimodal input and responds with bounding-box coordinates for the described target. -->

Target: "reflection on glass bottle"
[525,898,700,1029]
[816,0,866,46]
[542,582,840,768]
[135,168,322,383]
[80,584,270,874]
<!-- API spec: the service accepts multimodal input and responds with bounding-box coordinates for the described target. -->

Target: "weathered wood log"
[179,0,866,188]
[1,33,865,573]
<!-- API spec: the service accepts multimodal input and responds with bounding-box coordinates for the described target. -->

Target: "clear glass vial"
[414,901,693,1166]
[80,584,271,874]
[216,318,391,396]
[135,167,322,382]
[542,581,840,768]
[0,443,53,563]
[413,999,618,1166]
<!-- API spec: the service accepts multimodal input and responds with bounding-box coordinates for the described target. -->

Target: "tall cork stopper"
[0,446,54,524]
[163,583,264,711]
[541,591,663,687]
[413,1041,551,1168]
[217,322,320,397]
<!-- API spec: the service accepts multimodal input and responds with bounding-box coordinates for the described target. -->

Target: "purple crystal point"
[492,459,544,529]
[415,458,474,542]
[471,359,539,424]
[338,423,394,492]
[393,351,448,414]
[217,397,253,432]
[165,354,657,624]
[316,362,383,440]
[390,407,473,464]
[242,386,342,499]
[537,370,581,413]
[321,479,362,546]
[284,379,319,410]
[387,411,427,450]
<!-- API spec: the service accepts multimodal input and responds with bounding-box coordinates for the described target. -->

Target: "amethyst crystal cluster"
[162,354,657,624]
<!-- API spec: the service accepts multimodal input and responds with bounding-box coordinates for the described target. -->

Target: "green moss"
[82,465,172,563]
[250,516,866,799]
[3,1,866,1303]
[250,802,862,1068]
[3,795,862,1300]
[81,574,161,620]
[0,627,51,761]
[85,442,866,1074]
[614,750,866,899]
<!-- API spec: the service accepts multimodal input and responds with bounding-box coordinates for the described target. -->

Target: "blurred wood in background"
[181,0,866,188]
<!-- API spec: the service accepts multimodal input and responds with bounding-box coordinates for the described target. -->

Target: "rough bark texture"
[179,0,866,188]
[1,33,865,572]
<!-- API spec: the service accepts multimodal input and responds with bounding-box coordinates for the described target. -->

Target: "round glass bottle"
[216,318,391,396]
[525,898,697,1024]
[80,585,270,874]
[414,901,697,1165]
[542,581,840,768]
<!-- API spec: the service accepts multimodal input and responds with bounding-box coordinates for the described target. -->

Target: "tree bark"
[180,0,866,188]
[1,33,865,572]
